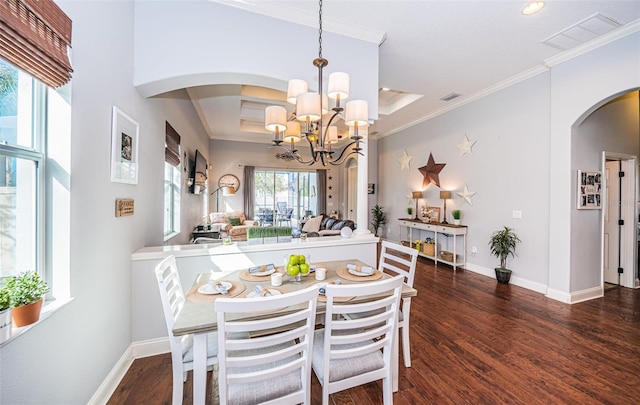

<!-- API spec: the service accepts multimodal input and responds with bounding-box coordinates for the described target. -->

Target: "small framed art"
[110,106,139,184]
[421,206,441,223]
[577,170,602,210]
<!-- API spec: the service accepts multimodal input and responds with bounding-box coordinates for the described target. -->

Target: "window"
[164,162,181,239]
[0,59,45,280]
[254,169,317,224]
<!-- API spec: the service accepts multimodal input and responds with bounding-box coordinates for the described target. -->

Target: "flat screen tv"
[191,149,207,194]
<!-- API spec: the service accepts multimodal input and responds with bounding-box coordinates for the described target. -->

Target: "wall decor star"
[456,184,477,205]
[418,153,446,188]
[405,190,415,205]
[398,149,413,170]
[457,134,476,156]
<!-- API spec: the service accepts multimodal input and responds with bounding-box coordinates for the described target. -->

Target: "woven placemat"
[336,267,383,282]
[186,280,246,303]
[304,279,353,302]
[239,268,283,282]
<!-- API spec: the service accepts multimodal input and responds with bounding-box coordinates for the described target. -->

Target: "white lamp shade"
[283,121,301,143]
[324,125,338,144]
[265,106,288,132]
[287,79,308,104]
[328,72,350,100]
[349,124,368,138]
[296,92,321,122]
[345,100,369,126]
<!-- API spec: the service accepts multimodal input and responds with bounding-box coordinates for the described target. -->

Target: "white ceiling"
[185,1,640,143]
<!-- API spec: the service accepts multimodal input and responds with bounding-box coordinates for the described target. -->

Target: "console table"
[398,218,467,270]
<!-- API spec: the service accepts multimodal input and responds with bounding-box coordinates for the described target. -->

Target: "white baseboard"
[546,288,572,303]
[88,338,170,405]
[568,286,603,304]
[87,345,135,405]
[464,263,548,295]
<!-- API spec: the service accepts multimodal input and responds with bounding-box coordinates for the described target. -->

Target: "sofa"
[209,211,258,241]
[298,215,356,237]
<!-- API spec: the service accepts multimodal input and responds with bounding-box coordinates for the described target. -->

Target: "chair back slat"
[379,240,419,287]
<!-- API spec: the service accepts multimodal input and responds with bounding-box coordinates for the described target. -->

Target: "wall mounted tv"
[191,149,208,194]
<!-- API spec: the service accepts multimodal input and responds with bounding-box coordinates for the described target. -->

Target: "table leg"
[193,333,207,405]
[392,324,399,392]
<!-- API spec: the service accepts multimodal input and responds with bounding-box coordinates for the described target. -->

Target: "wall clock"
[218,173,240,190]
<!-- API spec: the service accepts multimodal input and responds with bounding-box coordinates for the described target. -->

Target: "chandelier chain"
[318,0,323,59]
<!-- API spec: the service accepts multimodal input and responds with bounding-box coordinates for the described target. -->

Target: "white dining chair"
[214,286,319,405]
[154,255,218,405]
[378,240,419,367]
[312,275,404,405]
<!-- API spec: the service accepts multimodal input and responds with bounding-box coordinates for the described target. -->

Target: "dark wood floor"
[109,257,640,404]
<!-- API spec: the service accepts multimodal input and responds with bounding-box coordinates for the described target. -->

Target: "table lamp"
[412,191,422,220]
[440,190,451,224]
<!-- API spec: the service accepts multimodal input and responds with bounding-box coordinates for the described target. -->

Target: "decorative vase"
[495,268,512,284]
[0,308,11,342]
[12,298,43,327]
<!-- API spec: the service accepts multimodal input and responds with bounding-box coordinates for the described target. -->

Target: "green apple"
[286,263,300,276]
[288,255,299,265]
[298,254,306,265]
[299,263,310,274]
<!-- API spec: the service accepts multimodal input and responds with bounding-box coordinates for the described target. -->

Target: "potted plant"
[370,204,386,237]
[407,207,413,217]
[488,226,521,284]
[0,287,11,342]
[6,271,49,327]
[452,209,461,225]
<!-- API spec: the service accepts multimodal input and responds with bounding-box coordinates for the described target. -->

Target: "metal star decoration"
[457,134,476,156]
[456,184,477,206]
[405,189,415,205]
[418,153,446,188]
[398,149,413,170]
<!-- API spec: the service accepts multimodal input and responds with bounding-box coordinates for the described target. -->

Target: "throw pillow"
[228,217,242,226]
[302,215,323,233]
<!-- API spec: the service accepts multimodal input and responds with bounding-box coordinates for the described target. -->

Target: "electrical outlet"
[512,210,522,219]
[471,246,478,255]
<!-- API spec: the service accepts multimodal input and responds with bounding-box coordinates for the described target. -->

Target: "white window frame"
[164,161,181,241]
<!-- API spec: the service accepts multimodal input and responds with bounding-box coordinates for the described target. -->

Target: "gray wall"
[379,73,551,288]
[0,2,208,403]
[570,91,639,291]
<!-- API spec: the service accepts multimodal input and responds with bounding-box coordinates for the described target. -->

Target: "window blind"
[165,122,181,167]
[0,0,73,88]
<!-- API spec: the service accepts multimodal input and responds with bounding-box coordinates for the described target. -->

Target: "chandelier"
[264,0,370,166]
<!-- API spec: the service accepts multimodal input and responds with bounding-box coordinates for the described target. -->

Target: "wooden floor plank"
[108,255,640,404]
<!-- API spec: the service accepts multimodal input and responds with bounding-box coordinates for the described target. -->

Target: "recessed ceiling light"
[522,1,545,16]
[381,87,390,92]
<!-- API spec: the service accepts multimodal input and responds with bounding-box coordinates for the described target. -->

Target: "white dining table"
[172,259,417,404]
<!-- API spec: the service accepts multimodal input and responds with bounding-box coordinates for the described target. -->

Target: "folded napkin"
[346,263,375,275]
[209,279,228,295]
[249,263,275,273]
[254,285,272,297]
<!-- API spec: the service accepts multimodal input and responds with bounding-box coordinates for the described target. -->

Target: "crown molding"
[211,0,387,45]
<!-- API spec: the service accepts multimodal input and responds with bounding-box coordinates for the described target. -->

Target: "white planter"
[0,308,12,343]
[453,219,461,225]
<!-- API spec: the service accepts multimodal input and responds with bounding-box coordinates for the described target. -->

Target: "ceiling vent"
[440,93,461,101]
[541,13,622,51]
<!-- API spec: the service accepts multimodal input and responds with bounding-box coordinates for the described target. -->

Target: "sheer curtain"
[243,166,255,219]
[316,169,327,215]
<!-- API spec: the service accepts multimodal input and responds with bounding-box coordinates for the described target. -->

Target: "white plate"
[348,268,375,277]
[246,289,282,298]
[247,267,276,277]
[198,281,233,295]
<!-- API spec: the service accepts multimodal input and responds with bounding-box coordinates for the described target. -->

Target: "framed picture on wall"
[577,170,602,210]
[110,106,140,184]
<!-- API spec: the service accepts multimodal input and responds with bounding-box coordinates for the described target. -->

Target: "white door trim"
[601,152,638,289]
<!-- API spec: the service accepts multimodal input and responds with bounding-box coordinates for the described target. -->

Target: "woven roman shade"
[0,0,73,88]
[165,122,181,167]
